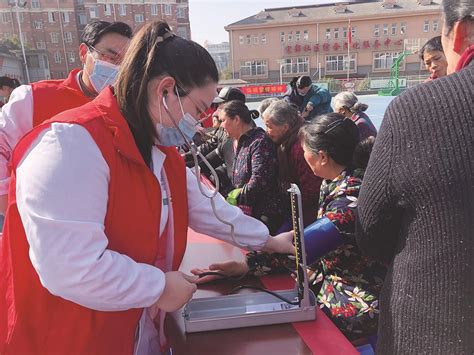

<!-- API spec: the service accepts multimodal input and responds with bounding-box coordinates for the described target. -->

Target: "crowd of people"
[0,0,472,353]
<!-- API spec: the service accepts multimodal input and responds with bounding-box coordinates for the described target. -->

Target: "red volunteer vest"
[0,88,189,354]
[31,69,92,127]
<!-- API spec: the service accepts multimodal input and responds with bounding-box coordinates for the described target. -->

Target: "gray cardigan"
[356,61,474,354]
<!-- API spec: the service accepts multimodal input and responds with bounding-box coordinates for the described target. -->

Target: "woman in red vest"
[0,21,293,355]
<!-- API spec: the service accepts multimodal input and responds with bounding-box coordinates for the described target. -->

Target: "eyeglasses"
[87,44,122,65]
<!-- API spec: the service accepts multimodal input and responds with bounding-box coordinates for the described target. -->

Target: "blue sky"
[189,0,329,45]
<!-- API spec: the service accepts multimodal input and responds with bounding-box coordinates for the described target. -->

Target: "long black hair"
[115,21,219,165]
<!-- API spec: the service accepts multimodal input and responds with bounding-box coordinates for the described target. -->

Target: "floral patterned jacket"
[247,168,387,340]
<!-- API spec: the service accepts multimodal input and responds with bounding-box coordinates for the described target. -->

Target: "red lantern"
[333,42,340,51]
[352,42,360,49]
[313,43,320,52]
[374,39,381,48]
[303,44,311,52]
[295,44,302,52]
[285,45,292,53]
[363,40,370,49]
[384,38,391,47]
[323,43,330,51]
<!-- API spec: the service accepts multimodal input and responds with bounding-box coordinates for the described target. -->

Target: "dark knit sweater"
[356,61,474,354]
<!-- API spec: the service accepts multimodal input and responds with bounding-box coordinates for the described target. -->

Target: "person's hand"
[191,261,249,284]
[153,271,198,312]
[306,103,314,112]
[261,231,296,255]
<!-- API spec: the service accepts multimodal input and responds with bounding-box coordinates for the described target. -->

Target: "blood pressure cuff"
[304,217,343,265]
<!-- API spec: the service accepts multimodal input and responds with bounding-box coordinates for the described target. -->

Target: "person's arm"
[238,137,278,206]
[186,167,294,254]
[356,103,402,263]
[16,123,167,311]
[0,85,34,208]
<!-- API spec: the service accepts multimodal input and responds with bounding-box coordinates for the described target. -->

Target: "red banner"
[240,84,287,96]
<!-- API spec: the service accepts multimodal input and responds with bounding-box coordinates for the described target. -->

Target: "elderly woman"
[219,100,283,234]
[262,100,322,227]
[356,0,474,353]
[195,113,387,341]
[333,91,377,141]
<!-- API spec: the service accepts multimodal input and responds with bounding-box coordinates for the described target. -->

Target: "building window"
[18,13,24,23]
[334,28,339,39]
[342,27,347,38]
[391,23,397,36]
[176,26,188,39]
[31,0,40,9]
[303,30,309,41]
[54,51,62,64]
[351,26,356,38]
[63,12,70,23]
[373,51,401,70]
[51,32,59,43]
[103,4,112,16]
[164,4,172,16]
[240,60,268,77]
[433,20,439,32]
[33,20,43,29]
[1,13,11,24]
[325,28,331,40]
[295,31,301,41]
[245,35,251,45]
[260,33,266,44]
[400,22,407,34]
[36,41,46,49]
[325,54,356,72]
[151,4,158,16]
[177,7,185,18]
[67,52,75,63]
[280,32,285,43]
[89,6,99,19]
[239,35,244,45]
[252,35,258,44]
[118,4,126,16]
[64,32,72,43]
[48,11,55,23]
[383,24,389,36]
[282,56,309,75]
[423,20,430,32]
[374,25,380,37]
[288,31,293,42]
[78,13,87,25]
[135,14,144,23]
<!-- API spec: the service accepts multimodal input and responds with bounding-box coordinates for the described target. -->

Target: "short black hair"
[81,21,132,47]
[0,76,20,88]
[296,75,312,89]
[420,36,443,61]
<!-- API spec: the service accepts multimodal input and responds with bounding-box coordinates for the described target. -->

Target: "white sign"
[370,78,407,89]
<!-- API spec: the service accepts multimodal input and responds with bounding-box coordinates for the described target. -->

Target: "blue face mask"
[88,56,119,93]
[156,113,200,147]
[157,89,203,147]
